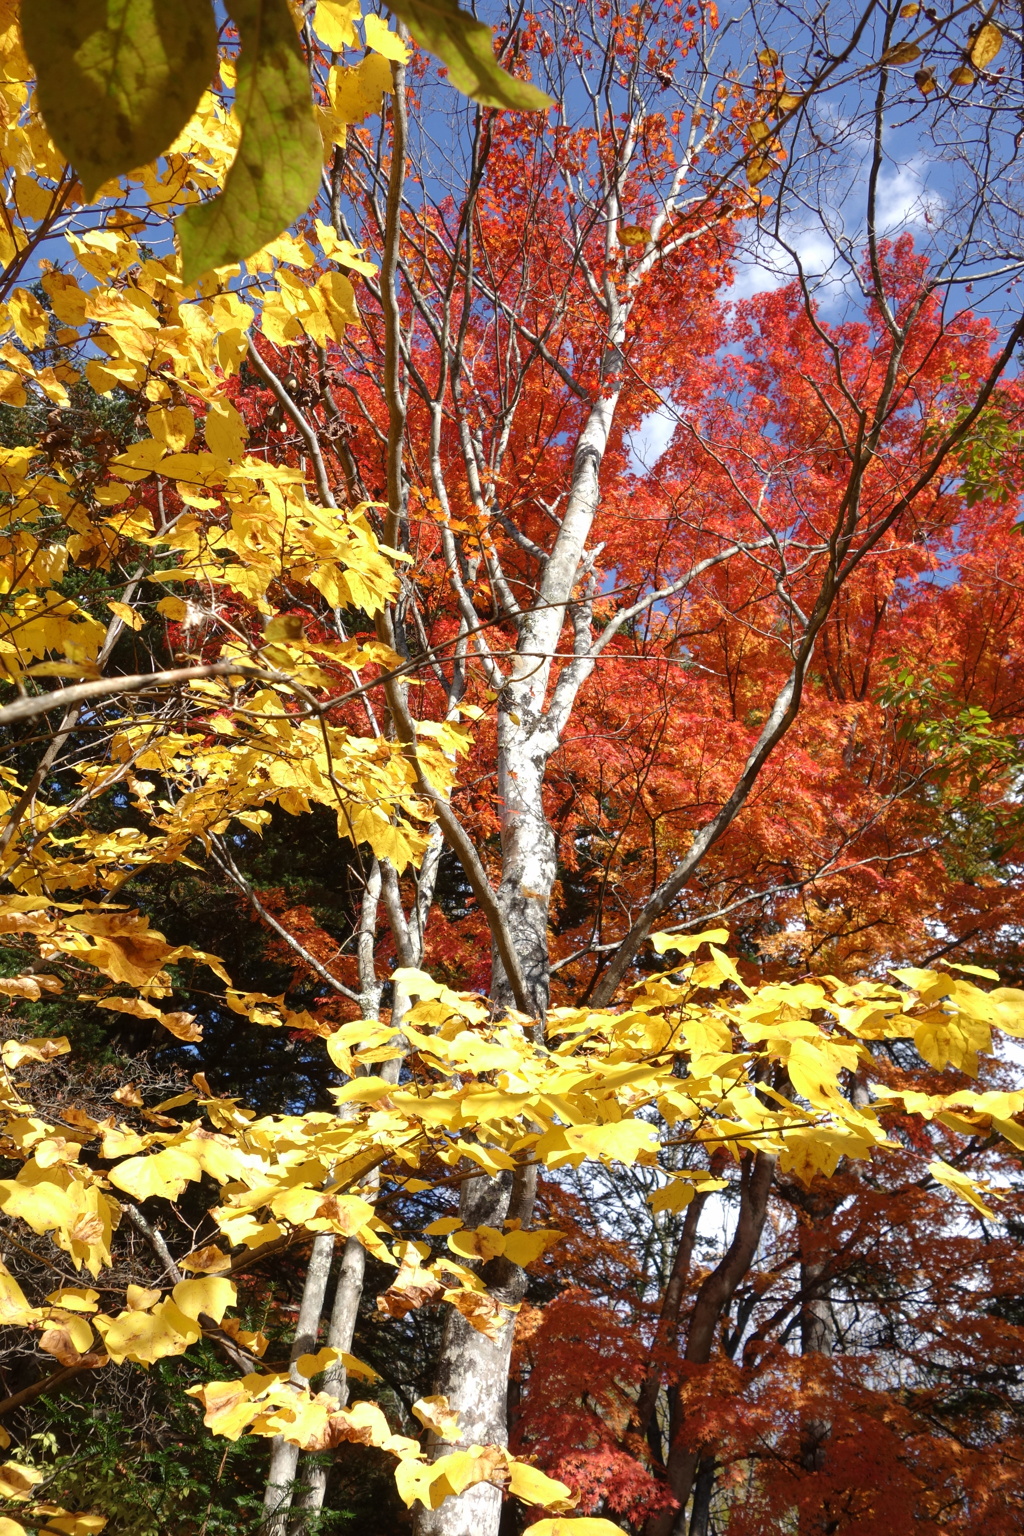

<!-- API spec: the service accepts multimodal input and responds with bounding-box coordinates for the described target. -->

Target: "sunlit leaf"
[22,0,218,199]
[384,0,553,111]
[968,22,1002,70]
[177,0,323,283]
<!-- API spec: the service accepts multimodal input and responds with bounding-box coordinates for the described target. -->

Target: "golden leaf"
[445,1287,511,1342]
[881,40,920,65]
[125,1285,161,1311]
[313,0,361,50]
[179,1244,231,1274]
[522,1520,625,1536]
[44,1287,99,1313]
[363,14,409,61]
[508,1460,576,1510]
[501,1229,563,1267]
[929,1158,999,1217]
[39,1319,93,1365]
[0,1462,43,1501]
[188,1377,262,1440]
[2,1036,70,1068]
[172,1276,237,1323]
[107,600,144,631]
[412,1394,462,1441]
[746,155,775,186]
[968,22,1002,69]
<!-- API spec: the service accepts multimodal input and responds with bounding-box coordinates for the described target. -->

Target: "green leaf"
[384,0,553,111]
[20,0,218,199]
[177,0,323,285]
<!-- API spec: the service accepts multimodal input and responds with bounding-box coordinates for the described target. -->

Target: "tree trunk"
[799,1257,834,1474]
[288,1234,368,1528]
[491,729,557,1016]
[688,1458,716,1536]
[261,1231,336,1534]
[798,1249,836,1536]
[412,1164,537,1536]
[646,1151,776,1536]
[634,1191,709,1445]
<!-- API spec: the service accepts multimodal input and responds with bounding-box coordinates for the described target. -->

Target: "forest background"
[0,1,1023,1535]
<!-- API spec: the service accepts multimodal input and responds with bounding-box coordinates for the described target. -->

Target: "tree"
[1,2,1024,1536]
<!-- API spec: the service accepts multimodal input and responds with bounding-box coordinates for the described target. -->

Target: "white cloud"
[626,400,678,472]
[729,143,944,308]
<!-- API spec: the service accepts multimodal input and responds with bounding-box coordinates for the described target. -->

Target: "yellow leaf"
[508,1460,576,1510]
[968,22,1002,69]
[179,1244,231,1274]
[156,596,189,621]
[444,1287,510,1341]
[650,927,729,956]
[36,1515,108,1536]
[205,399,248,462]
[332,1075,392,1104]
[8,289,48,349]
[14,173,54,223]
[146,406,195,451]
[45,1287,99,1313]
[928,1158,999,1218]
[881,40,920,65]
[107,600,144,631]
[649,1178,696,1213]
[0,1266,35,1326]
[94,1298,201,1364]
[2,1036,70,1068]
[39,1309,95,1362]
[307,1192,375,1236]
[314,0,361,50]
[109,439,167,480]
[41,271,88,325]
[340,1351,380,1381]
[329,53,393,123]
[534,1119,660,1168]
[293,1345,341,1380]
[0,1462,43,1501]
[0,1177,74,1236]
[522,1521,625,1536]
[363,13,409,61]
[172,1276,237,1323]
[447,1225,506,1261]
[108,1146,203,1202]
[126,1285,162,1310]
[501,1229,563,1267]
[989,987,1024,1037]
[412,1394,462,1441]
[787,1038,843,1106]
[98,995,202,1041]
[0,1517,26,1535]
[914,1011,990,1075]
[264,613,305,642]
[188,1376,263,1440]
[317,269,359,337]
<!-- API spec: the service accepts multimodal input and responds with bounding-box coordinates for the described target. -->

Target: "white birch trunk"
[261,1231,337,1534]
[288,1234,368,1528]
[412,1166,535,1536]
